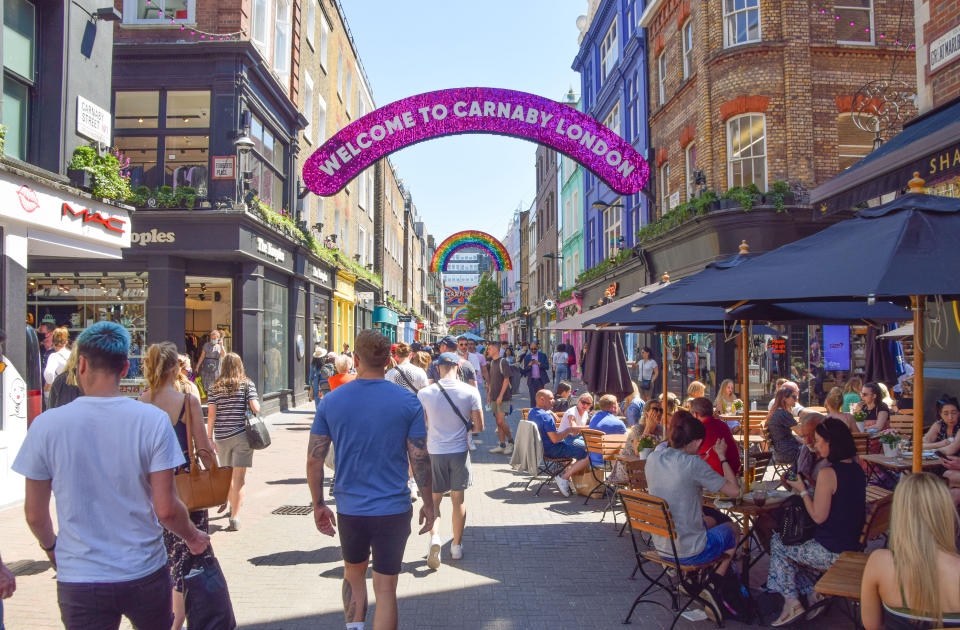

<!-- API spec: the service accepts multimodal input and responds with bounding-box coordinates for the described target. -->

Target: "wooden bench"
[814,551,869,600]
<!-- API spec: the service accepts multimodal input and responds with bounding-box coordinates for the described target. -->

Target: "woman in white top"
[558,393,593,432]
[637,347,658,400]
[43,327,72,389]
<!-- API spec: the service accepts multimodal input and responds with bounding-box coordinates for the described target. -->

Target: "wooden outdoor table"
[814,551,869,600]
[860,453,943,473]
[733,434,766,444]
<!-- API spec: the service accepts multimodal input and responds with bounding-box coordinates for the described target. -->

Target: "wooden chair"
[852,432,869,455]
[746,451,772,483]
[889,414,914,439]
[762,424,793,476]
[620,489,725,627]
[615,459,648,537]
[581,428,627,521]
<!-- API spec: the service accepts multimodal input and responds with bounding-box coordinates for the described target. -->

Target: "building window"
[658,52,667,105]
[319,16,330,71]
[836,1,873,44]
[303,72,314,143]
[3,0,35,161]
[685,143,697,200]
[304,0,315,47]
[600,18,618,80]
[262,280,289,395]
[660,163,671,213]
[274,0,291,86]
[603,102,620,133]
[336,49,343,98]
[682,20,694,79]
[345,66,353,116]
[251,0,269,51]
[837,113,875,170]
[247,114,287,211]
[316,93,327,143]
[115,90,159,129]
[166,90,210,128]
[572,190,579,233]
[603,204,622,259]
[358,225,367,264]
[123,0,195,24]
[727,113,767,191]
[723,0,760,47]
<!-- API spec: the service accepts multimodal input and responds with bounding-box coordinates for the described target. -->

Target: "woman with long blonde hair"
[860,472,960,629]
[842,376,863,412]
[206,352,260,531]
[139,342,217,630]
[48,345,82,408]
[824,386,857,432]
[714,378,739,416]
[683,380,706,409]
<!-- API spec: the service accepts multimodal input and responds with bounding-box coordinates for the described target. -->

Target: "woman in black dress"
[140,341,218,630]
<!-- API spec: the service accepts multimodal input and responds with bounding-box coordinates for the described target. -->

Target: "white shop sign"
[930,23,960,73]
[76,96,111,146]
[256,237,286,263]
[668,191,680,211]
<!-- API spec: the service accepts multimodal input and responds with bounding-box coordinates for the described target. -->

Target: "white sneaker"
[555,476,572,497]
[503,443,514,455]
[488,445,505,454]
[427,535,442,569]
[450,544,463,560]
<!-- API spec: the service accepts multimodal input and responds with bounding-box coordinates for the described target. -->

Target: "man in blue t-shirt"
[308,329,435,630]
[528,389,590,497]
[588,395,627,467]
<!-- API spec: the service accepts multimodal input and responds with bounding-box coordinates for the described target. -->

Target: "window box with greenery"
[68,146,134,202]
[128,185,198,209]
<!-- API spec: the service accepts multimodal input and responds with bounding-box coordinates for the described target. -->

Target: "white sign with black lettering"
[257,237,285,263]
[77,96,111,145]
[931,23,960,73]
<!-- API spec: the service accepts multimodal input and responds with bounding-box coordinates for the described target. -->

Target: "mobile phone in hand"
[934,450,948,459]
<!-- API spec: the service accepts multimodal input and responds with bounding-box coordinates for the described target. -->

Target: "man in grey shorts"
[416,353,483,569]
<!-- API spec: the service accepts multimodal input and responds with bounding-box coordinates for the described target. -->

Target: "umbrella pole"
[661,332,669,407]
[912,296,925,473]
[741,321,750,488]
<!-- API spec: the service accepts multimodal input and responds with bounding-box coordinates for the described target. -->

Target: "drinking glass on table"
[753,488,768,507]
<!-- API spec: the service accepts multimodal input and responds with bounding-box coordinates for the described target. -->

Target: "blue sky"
[340,0,583,243]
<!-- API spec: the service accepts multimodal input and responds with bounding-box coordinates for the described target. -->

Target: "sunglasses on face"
[860,391,872,397]
[579,400,592,406]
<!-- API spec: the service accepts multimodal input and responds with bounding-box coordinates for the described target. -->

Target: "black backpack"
[714,572,757,624]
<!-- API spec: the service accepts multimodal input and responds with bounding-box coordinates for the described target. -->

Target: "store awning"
[545,279,669,331]
[811,98,960,213]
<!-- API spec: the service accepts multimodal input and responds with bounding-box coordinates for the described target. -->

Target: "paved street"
[0,387,847,629]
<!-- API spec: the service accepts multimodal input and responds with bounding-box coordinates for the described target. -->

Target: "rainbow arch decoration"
[451,306,469,320]
[431,230,512,272]
[447,318,476,328]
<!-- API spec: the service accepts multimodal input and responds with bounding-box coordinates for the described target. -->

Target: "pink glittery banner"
[302,87,650,196]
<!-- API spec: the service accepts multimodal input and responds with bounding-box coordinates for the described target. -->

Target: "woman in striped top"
[206,352,259,532]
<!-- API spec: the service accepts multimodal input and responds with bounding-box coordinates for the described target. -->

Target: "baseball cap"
[440,335,458,348]
[437,352,460,366]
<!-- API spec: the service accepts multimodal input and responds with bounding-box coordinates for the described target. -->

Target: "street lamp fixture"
[592,200,624,211]
[233,132,255,154]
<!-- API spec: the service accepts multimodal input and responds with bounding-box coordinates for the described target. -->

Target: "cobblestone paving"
[0,385,848,629]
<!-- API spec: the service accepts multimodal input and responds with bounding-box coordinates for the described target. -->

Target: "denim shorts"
[545,441,587,460]
[676,523,737,565]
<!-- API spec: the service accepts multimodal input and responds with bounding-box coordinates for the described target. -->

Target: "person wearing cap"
[427,336,476,387]
[309,347,330,410]
[417,352,482,568]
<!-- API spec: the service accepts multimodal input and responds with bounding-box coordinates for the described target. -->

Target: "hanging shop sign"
[76,95,111,146]
[303,87,650,197]
[604,282,619,299]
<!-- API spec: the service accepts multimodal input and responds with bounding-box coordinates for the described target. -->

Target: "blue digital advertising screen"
[823,325,850,371]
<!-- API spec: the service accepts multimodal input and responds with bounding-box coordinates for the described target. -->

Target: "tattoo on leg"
[342,579,353,622]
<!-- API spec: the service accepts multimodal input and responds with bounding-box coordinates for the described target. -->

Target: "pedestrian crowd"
[3,324,960,630]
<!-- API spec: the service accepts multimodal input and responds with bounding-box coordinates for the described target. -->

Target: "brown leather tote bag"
[174,392,233,511]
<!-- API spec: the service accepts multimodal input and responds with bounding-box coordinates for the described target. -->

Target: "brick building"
[639,0,917,213]
[916,0,960,112]
[531,145,560,343]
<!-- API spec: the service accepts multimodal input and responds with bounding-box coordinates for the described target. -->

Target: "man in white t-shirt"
[12,322,209,629]
[417,353,483,569]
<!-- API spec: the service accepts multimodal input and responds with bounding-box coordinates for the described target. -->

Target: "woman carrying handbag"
[141,342,235,630]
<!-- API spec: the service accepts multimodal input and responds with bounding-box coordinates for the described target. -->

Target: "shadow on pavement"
[248,547,343,566]
[265,477,308,485]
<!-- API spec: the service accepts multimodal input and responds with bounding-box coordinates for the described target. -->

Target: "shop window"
[263,280,289,395]
[115,136,160,189]
[115,91,160,129]
[724,0,760,48]
[312,294,329,353]
[123,0,193,23]
[165,91,210,129]
[3,0,35,160]
[600,18,618,81]
[164,135,209,197]
[837,113,875,170]
[836,1,873,44]
[727,113,766,191]
[27,273,148,390]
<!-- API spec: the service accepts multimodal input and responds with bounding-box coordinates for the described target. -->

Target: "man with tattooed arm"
[307,329,435,630]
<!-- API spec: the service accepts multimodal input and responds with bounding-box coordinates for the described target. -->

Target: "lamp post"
[233,126,255,206]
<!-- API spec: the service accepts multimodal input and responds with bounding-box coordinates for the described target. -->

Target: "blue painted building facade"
[572,0,651,272]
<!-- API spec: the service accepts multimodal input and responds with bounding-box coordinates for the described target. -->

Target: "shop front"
[306,261,334,355]
[28,209,329,415]
[373,305,399,342]
[334,271,357,353]
[1,161,132,507]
